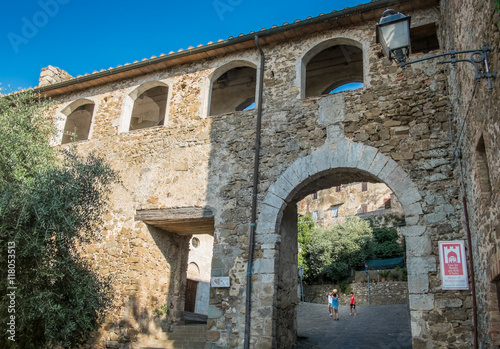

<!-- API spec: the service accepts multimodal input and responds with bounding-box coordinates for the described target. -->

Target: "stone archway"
[254,140,434,348]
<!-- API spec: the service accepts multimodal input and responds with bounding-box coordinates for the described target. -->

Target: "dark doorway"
[185,279,198,313]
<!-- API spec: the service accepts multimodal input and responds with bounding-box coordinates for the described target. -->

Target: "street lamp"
[375,9,411,64]
[376,9,496,91]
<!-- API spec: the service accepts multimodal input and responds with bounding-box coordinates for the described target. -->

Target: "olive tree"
[306,217,373,282]
[0,89,116,348]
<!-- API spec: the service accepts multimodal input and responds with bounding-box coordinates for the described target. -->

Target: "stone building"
[34,0,500,348]
[298,181,404,227]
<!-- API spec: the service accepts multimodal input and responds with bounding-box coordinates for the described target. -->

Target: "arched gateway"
[34,0,486,348]
[253,140,433,348]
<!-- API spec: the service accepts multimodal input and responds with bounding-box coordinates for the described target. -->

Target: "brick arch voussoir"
[260,141,423,232]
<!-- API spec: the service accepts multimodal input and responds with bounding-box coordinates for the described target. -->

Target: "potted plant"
[378,270,390,282]
[390,271,399,281]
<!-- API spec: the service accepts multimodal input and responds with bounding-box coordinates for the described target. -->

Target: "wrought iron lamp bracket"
[398,45,496,91]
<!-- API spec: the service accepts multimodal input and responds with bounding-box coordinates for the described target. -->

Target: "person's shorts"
[328,305,333,309]
[333,307,338,313]
[350,304,356,309]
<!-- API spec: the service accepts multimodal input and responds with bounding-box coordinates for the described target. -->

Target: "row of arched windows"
[58,42,364,144]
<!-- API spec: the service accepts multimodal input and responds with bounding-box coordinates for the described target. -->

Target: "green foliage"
[378,270,390,278]
[297,214,314,278]
[0,89,117,349]
[153,303,169,316]
[306,217,373,282]
[402,268,408,281]
[371,227,405,259]
[496,0,500,27]
[390,271,400,281]
[0,90,56,190]
[338,279,352,295]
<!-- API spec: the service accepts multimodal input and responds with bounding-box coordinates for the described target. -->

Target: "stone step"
[141,324,207,349]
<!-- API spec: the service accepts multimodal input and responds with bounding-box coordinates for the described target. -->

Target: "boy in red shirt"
[350,292,357,316]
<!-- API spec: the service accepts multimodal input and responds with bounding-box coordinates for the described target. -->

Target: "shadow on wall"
[90,224,191,348]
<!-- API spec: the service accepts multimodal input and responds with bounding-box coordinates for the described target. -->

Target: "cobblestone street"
[297,302,412,349]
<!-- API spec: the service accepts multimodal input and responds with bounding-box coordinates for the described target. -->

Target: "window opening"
[361,182,368,192]
[331,206,339,218]
[236,98,255,111]
[210,66,257,115]
[410,23,440,54]
[62,102,94,144]
[305,44,363,97]
[329,82,364,94]
[130,85,168,131]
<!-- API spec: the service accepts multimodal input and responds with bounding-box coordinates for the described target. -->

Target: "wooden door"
[184,279,198,313]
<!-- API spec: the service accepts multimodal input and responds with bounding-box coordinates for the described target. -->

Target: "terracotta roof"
[36,0,438,97]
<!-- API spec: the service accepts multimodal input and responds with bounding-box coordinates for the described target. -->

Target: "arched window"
[61,99,94,144]
[304,42,363,97]
[209,65,257,116]
[129,82,168,131]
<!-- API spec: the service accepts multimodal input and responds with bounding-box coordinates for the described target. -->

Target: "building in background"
[298,182,403,227]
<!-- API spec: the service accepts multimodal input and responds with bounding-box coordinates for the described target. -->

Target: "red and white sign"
[438,241,469,290]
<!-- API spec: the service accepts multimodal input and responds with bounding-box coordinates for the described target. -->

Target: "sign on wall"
[211,276,230,288]
[438,240,469,290]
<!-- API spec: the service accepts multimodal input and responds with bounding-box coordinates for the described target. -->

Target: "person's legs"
[354,304,357,315]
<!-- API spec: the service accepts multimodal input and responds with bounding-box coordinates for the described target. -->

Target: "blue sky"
[0,0,368,91]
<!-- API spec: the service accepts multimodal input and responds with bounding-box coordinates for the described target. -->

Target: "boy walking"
[350,292,357,316]
[331,290,339,321]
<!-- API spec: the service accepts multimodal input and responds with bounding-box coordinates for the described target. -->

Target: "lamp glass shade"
[376,13,411,61]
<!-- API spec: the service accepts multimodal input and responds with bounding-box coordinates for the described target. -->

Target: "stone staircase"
[141,324,207,349]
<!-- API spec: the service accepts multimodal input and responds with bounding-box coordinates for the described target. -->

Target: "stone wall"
[40,2,480,349]
[440,0,500,348]
[304,282,409,306]
[38,65,73,87]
